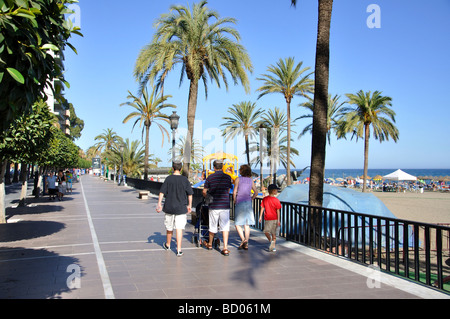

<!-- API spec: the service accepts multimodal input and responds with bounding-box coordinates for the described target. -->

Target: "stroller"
[191,200,220,249]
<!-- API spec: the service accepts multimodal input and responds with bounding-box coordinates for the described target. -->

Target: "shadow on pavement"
[0,221,66,242]
[0,247,83,299]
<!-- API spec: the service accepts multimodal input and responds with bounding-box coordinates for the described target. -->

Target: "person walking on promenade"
[202,160,233,256]
[46,171,57,200]
[56,170,66,201]
[65,170,73,194]
[233,164,257,250]
[156,161,193,257]
[259,184,281,252]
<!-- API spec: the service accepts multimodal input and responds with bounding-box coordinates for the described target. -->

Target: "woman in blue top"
[233,164,257,250]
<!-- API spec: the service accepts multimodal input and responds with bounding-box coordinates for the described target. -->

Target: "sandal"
[238,241,246,250]
[204,242,213,250]
[221,249,230,256]
[243,241,248,250]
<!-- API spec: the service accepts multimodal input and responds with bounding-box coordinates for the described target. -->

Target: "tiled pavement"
[1,175,449,300]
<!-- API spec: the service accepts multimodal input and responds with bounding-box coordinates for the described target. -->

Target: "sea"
[273,168,450,182]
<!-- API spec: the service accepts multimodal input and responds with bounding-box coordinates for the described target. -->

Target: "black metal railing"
[120,176,450,293]
[252,197,450,293]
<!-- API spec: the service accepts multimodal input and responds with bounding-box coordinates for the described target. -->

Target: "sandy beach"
[373,190,450,225]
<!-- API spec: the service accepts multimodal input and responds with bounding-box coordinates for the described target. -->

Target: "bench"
[139,191,150,200]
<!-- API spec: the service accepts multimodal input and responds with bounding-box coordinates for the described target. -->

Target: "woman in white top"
[46,171,57,200]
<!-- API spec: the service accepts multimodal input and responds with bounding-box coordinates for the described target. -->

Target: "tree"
[0,100,55,217]
[121,86,175,180]
[43,128,79,170]
[291,0,333,208]
[256,57,313,186]
[249,107,297,185]
[134,0,253,177]
[221,101,264,165]
[94,128,122,154]
[67,102,85,141]
[169,135,204,168]
[0,0,82,133]
[337,90,399,192]
[296,94,345,144]
[114,138,145,179]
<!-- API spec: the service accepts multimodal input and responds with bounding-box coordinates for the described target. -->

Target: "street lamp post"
[119,144,124,186]
[169,111,180,163]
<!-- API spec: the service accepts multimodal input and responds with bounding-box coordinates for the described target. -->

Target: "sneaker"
[269,240,275,252]
[177,251,183,257]
[163,242,170,251]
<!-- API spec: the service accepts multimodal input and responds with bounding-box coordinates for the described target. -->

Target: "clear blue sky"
[63,0,450,169]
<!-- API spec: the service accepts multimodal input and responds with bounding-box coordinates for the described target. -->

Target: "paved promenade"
[0,175,448,301]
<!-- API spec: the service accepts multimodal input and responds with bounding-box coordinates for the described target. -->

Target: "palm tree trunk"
[245,134,250,165]
[309,0,333,208]
[363,123,370,193]
[183,79,199,178]
[144,124,150,180]
[286,100,292,186]
[272,126,280,185]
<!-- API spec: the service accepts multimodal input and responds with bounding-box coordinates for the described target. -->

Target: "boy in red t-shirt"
[259,184,281,252]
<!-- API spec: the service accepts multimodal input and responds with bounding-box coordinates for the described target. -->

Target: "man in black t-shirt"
[156,161,193,257]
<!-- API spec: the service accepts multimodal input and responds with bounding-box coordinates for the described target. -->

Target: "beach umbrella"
[373,175,383,181]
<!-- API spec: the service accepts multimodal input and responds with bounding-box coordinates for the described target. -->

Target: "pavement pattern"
[1,175,448,301]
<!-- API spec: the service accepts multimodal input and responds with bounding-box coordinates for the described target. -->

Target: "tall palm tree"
[134,0,253,177]
[256,57,314,185]
[221,101,264,165]
[94,128,122,154]
[121,86,175,180]
[296,94,345,144]
[94,129,122,177]
[337,90,399,192]
[291,0,334,208]
[249,107,297,185]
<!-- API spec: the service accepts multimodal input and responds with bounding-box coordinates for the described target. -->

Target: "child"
[259,184,281,252]
[156,161,193,257]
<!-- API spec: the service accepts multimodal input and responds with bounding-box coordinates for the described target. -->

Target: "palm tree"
[291,0,334,208]
[111,138,146,179]
[134,0,253,177]
[260,107,287,184]
[221,101,264,165]
[256,57,314,185]
[169,135,204,167]
[121,86,175,180]
[296,94,345,144]
[249,108,298,186]
[94,128,122,154]
[337,90,399,192]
